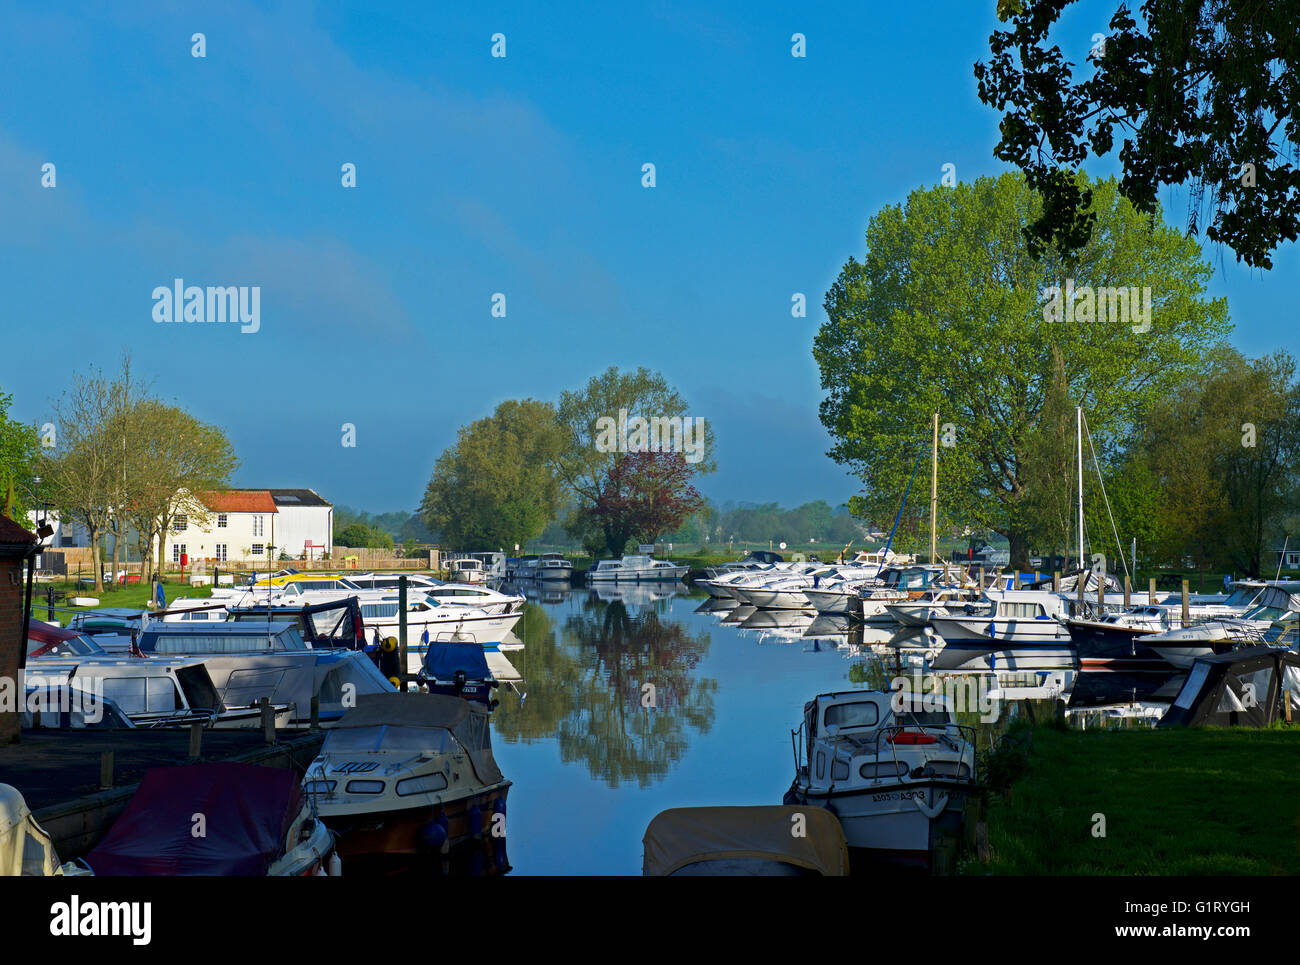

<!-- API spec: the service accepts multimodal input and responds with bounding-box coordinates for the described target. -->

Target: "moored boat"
[783,690,977,869]
[303,693,510,872]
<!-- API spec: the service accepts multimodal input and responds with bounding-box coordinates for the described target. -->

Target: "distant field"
[972,725,1300,875]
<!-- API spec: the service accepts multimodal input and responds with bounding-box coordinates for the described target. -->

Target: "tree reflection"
[494,597,716,788]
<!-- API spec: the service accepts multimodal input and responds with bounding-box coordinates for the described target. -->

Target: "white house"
[162,488,332,565]
[269,489,333,559]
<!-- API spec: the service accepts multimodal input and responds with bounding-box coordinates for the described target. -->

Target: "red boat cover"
[86,763,301,876]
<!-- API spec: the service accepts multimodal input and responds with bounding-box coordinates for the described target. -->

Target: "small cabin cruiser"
[534,553,574,582]
[126,622,396,725]
[885,587,984,627]
[1142,583,1300,668]
[25,619,291,729]
[417,640,500,707]
[928,589,1074,670]
[586,554,689,583]
[444,557,488,584]
[784,690,977,868]
[642,806,849,876]
[303,693,510,871]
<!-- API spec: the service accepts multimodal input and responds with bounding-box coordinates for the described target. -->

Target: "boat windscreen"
[322,723,454,754]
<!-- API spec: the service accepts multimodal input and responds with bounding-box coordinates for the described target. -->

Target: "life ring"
[888,731,938,745]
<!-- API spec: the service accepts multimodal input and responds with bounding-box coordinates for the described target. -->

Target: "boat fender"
[468,803,483,837]
[420,813,449,852]
[327,852,342,877]
[914,792,949,819]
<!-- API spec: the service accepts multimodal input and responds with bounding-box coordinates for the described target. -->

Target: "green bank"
[970,724,1300,875]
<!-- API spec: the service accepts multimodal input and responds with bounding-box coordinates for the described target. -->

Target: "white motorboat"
[737,560,887,610]
[444,557,489,584]
[928,589,1075,670]
[303,692,510,871]
[784,690,977,868]
[1141,583,1300,668]
[534,553,574,582]
[586,554,689,582]
[121,621,396,725]
[697,562,801,600]
[884,587,983,627]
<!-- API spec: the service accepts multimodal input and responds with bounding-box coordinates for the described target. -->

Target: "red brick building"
[0,515,37,743]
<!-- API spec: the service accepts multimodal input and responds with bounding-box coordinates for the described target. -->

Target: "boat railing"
[869,722,978,786]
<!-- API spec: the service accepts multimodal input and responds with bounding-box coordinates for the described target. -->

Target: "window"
[215,544,227,562]
[60,536,73,547]
[251,543,264,556]
[217,514,227,529]
[173,515,187,532]
[171,543,186,562]
[252,515,264,537]
[824,701,880,729]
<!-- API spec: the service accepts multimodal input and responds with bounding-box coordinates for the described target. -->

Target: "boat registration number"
[871,790,927,802]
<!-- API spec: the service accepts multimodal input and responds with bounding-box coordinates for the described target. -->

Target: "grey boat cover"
[642,806,849,876]
[1255,583,1300,614]
[1159,646,1300,728]
[335,692,503,785]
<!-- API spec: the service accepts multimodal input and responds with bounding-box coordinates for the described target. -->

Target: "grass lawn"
[41,579,214,613]
[973,725,1300,874]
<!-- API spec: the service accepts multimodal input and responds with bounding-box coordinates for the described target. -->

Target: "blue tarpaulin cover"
[422,641,492,681]
[86,763,300,876]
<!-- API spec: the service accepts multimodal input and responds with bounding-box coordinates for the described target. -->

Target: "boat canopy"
[0,784,62,876]
[85,763,303,875]
[642,806,849,876]
[1253,583,1300,614]
[1159,646,1300,728]
[334,693,504,785]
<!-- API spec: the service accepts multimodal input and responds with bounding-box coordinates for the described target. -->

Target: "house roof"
[200,490,278,514]
[269,489,332,508]
[0,514,37,546]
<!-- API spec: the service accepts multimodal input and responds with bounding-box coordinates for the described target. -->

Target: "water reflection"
[484,582,1199,872]
[493,589,716,788]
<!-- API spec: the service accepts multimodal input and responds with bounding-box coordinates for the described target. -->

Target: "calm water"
[487,583,1057,875]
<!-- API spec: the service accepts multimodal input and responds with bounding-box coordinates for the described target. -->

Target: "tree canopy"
[419,399,565,551]
[813,172,1230,568]
[976,0,1300,268]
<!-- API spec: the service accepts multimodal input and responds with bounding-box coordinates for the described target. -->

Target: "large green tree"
[1114,347,1300,575]
[555,367,714,557]
[813,172,1230,569]
[976,0,1300,269]
[420,399,564,551]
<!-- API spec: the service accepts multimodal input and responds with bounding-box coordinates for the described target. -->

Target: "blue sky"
[2,1,1295,514]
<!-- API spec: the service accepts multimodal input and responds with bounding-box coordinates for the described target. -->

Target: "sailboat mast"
[930,411,938,565]
[1076,406,1084,571]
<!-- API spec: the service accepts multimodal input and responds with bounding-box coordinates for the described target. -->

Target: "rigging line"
[882,438,928,559]
[1082,411,1131,584]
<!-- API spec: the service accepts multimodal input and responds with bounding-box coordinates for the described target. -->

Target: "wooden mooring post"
[98,751,114,790]
[260,697,276,745]
[1124,575,1131,607]
[1053,571,1061,594]
[1181,579,1191,626]
[1149,576,1157,605]
[188,722,203,760]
